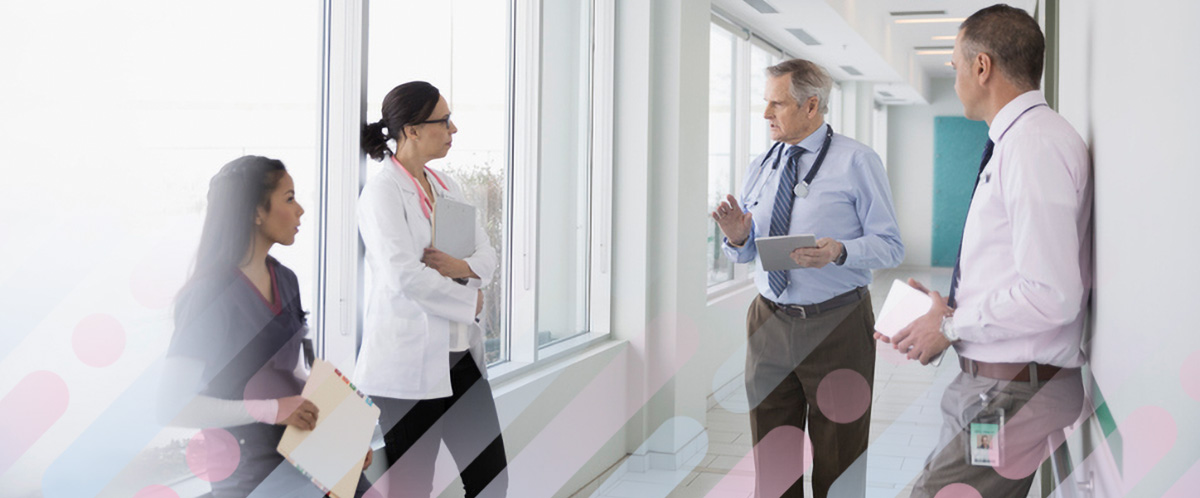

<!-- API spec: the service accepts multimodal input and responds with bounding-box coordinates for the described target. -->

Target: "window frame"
[704,15,789,298]
[503,0,615,373]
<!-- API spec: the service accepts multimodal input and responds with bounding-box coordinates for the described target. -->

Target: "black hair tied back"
[362,120,392,161]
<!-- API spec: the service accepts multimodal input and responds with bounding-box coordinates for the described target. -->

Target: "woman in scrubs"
[356,81,507,497]
[165,155,372,498]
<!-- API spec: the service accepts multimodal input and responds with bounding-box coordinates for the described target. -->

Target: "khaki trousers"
[910,368,1084,498]
[745,293,876,498]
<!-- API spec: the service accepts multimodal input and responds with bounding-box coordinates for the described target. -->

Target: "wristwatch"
[834,245,848,266]
[939,314,959,342]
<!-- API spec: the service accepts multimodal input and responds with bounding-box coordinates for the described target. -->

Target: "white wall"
[1058,0,1200,495]
[885,78,965,267]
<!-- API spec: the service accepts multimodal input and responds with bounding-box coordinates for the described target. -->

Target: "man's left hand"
[890,281,953,365]
[790,237,843,268]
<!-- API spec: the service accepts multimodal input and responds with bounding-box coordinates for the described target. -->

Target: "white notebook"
[433,198,476,259]
[874,279,934,339]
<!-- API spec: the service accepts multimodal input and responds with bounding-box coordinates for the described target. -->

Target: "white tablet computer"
[755,234,818,272]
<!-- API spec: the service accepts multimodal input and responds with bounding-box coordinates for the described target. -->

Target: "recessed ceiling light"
[916,49,953,55]
[786,28,820,46]
[890,10,947,16]
[944,62,953,66]
[895,18,966,24]
[742,0,777,14]
[932,35,956,40]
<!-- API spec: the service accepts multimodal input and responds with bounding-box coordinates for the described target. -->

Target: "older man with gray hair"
[712,58,903,497]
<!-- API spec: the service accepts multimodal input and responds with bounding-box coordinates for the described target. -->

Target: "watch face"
[941,317,956,341]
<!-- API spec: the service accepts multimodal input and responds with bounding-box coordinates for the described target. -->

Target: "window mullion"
[316,0,368,372]
[509,0,540,365]
[732,37,751,282]
[588,0,614,338]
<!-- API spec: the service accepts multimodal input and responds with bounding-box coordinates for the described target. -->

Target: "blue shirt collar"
[793,122,830,153]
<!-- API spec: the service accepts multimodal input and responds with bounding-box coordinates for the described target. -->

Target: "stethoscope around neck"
[746,125,834,205]
[390,154,449,220]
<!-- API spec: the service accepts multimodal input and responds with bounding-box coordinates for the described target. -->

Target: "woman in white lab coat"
[355,81,507,497]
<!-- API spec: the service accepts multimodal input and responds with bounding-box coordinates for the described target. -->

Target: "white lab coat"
[354,161,497,400]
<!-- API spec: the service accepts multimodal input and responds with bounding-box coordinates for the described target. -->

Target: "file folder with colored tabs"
[277,359,379,498]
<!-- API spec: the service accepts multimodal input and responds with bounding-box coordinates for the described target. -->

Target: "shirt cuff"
[950,305,983,343]
[840,238,865,267]
[722,222,757,259]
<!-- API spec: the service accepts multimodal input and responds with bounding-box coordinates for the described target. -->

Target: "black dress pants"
[376,351,507,498]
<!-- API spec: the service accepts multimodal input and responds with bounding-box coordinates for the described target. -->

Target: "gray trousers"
[745,293,875,498]
[910,367,1084,497]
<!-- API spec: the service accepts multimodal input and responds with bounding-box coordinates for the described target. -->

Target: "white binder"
[433,198,476,259]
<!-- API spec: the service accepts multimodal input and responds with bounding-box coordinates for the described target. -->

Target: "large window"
[707,23,737,287]
[365,0,512,364]
[0,0,612,494]
[534,0,595,350]
[358,0,612,369]
[706,18,784,290]
[0,1,323,495]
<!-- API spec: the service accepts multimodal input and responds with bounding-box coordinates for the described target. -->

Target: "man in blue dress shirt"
[712,58,904,498]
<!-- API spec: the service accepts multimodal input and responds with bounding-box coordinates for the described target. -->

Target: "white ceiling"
[710,0,1040,105]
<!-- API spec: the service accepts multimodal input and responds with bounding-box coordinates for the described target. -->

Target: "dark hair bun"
[362,121,391,161]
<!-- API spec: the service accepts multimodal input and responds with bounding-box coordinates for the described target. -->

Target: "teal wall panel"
[932,116,990,267]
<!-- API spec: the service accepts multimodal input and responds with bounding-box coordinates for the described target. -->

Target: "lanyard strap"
[390,155,450,220]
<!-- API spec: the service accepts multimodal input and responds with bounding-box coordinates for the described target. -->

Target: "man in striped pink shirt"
[879,5,1092,496]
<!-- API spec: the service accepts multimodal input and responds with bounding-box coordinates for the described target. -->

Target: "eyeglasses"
[419,115,453,129]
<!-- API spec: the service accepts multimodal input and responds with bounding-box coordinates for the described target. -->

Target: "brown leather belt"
[764,286,867,319]
[959,357,1065,384]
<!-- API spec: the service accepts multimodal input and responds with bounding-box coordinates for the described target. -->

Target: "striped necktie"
[947,138,995,308]
[767,145,805,298]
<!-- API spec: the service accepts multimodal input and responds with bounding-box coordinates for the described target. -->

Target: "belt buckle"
[780,303,806,319]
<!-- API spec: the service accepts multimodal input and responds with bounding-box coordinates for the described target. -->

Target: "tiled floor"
[571,266,1041,498]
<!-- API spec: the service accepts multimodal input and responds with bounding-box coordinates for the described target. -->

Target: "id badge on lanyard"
[967,393,1005,467]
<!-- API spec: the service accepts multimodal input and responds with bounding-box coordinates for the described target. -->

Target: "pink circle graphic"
[934,483,982,498]
[186,428,241,482]
[133,485,180,498]
[1117,405,1177,493]
[1181,349,1200,402]
[746,425,813,496]
[72,313,125,368]
[815,368,872,424]
[0,371,69,476]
